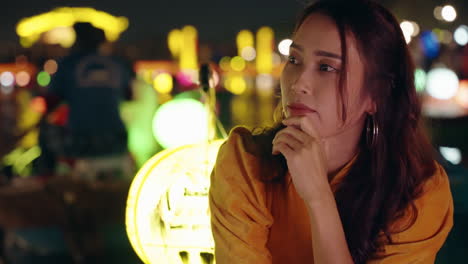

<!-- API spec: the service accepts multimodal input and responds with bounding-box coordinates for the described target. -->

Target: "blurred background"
[0,0,466,263]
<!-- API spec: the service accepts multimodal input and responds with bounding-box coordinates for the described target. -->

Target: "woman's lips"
[287,103,316,116]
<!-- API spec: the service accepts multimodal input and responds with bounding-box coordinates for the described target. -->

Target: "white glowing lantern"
[426,68,459,100]
[126,140,224,264]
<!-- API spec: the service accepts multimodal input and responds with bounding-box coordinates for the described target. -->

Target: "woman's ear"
[366,98,377,115]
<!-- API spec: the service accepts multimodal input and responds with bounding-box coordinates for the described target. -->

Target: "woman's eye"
[288,56,299,65]
[319,64,338,72]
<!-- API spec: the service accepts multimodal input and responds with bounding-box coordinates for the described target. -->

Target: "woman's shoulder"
[219,126,270,160]
[418,161,451,200]
[390,161,453,239]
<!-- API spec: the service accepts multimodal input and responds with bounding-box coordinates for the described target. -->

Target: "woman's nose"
[292,71,312,95]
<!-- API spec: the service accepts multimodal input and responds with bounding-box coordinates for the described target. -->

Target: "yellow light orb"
[236,30,254,56]
[219,56,231,72]
[153,73,173,94]
[256,27,274,74]
[225,75,247,95]
[126,140,224,264]
[230,56,246,72]
[168,29,183,58]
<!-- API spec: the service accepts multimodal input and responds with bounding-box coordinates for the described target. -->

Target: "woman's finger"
[282,116,320,139]
[272,142,294,157]
[276,125,311,145]
[273,132,303,152]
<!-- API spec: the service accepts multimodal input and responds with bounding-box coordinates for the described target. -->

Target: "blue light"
[420,31,440,59]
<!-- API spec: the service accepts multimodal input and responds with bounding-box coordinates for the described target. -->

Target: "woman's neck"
[324,117,365,180]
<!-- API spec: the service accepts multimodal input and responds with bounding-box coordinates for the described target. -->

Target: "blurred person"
[209,1,453,263]
[42,22,134,181]
[3,23,137,264]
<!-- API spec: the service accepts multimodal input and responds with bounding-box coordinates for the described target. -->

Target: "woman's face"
[280,13,374,138]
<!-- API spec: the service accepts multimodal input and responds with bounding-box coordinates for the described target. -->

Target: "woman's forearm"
[306,189,354,264]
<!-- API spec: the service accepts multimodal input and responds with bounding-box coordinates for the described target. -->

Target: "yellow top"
[209,127,454,264]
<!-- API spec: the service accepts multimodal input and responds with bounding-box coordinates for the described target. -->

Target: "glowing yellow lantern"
[236,30,254,57]
[180,25,198,71]
[126,140,224,264]
[168,29,183,58]
[256,27,274,74]
[16,7,128,48]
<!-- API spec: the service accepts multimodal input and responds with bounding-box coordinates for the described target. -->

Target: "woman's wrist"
[305,186,336,212]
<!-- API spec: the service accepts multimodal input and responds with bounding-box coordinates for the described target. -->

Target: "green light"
[120,82,159,168]
[415,68,427,93]
[152,98,208,149]
[37,71,51,87]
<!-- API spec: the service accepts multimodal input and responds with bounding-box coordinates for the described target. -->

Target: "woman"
[209,0,453,263]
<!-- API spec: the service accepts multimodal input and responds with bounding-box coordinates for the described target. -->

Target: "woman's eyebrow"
[315,50,342,60]
[290,42,342,60]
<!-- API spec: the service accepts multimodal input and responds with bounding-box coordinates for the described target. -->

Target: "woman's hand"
[272,116,331,204]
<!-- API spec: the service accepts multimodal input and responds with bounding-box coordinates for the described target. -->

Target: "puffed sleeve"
[209,127,274,264]
[368,163,454,264]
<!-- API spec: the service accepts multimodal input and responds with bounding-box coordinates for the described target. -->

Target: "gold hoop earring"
[366,114,379,149]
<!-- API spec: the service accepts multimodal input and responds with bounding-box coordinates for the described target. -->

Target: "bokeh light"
[15,71,31,87]
[410,21,420,37]
[209,70,220,88]
[434,29,453,45]
[420,31,440,59]
[426,68,459,100]
[224,75,247,95]
[219,56,231,72]
[236,30,254,57]
[272,52,282,66]
[256,74,274,96]
[440,146,462,165]
[414,68,427,93]
[30,96,47,114]
[37,71,51,87]
[241,46,256,61]
[152,98,209,149]
[454,25,468,46]
[455,80,468,108]
[0,72,15,87]
[434,6,443,21]
[400,21,414,41]
[180,25,198,71]
[168,29,183,58]
[44,59,58,75]
[16,7,129,47]
[230,56,246,72]
[441,5,457,22]
[42,26,76,48]
[153,73,173,94]
[256,27,274,74]
[175,71,195,87]
[278,39,293,56]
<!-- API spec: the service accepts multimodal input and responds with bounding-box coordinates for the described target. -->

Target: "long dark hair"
[246,0,437,263]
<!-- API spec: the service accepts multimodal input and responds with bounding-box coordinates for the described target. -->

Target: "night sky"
[1,0,467,46]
